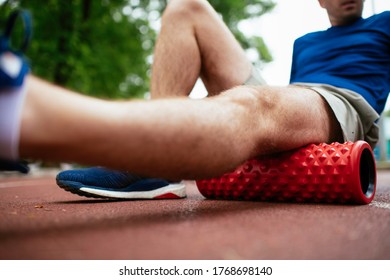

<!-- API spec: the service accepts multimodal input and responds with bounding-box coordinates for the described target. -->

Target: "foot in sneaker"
[56,167,186,199]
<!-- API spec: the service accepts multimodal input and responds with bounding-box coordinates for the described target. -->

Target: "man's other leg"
[151,0,252,98]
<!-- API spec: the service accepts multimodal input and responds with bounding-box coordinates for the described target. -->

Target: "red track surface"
[1,170,390,260]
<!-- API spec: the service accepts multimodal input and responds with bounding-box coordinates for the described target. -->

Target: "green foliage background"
[1,0,275,99]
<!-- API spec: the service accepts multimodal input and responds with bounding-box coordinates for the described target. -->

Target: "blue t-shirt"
[290,11,390,115]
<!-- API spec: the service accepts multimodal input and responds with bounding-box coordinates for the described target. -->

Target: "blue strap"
[3,9,32,53]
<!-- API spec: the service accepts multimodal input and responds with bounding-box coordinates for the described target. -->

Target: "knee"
[220,85,280,114]
[219,85,282,146]
[163,0,211,22]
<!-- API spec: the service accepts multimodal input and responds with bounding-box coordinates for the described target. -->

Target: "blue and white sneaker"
[56,167,186,199]
[0,9,32,174]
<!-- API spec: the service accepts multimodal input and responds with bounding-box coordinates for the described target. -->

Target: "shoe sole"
[56,180,186,200]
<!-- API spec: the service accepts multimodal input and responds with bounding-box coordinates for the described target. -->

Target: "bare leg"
[19,76,342,180]
[151,0,252,98]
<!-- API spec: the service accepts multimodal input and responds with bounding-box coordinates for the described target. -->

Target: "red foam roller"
[196,141,376,204]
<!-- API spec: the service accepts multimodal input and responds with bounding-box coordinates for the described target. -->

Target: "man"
[55,0,389,199]
[1,0,389,199]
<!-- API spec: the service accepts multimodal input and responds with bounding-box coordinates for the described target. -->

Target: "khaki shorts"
[244,68,380,148]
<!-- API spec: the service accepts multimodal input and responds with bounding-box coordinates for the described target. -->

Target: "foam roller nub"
[196,141,376,204]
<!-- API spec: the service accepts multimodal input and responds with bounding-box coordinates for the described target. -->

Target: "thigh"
[224,85,344,155]
[274,86,343,150]
[185,0,253,94]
